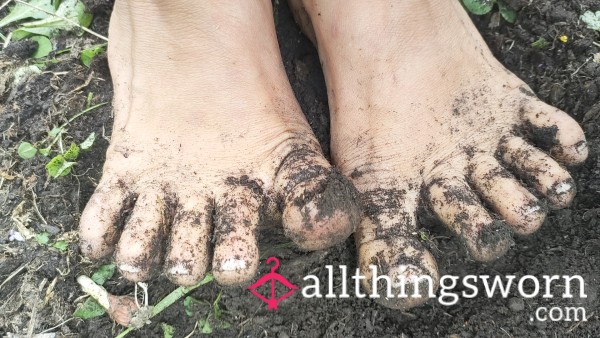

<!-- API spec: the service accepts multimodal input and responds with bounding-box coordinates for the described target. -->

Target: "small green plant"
[17,97,106,178]
[461,0,517,23]
[581,10,600,31]
[198,292,231,334]
[73,264,117,320]
[0,0,94,58]
[418,230,430,242]
[531,37,550,49]
[80,43,107,67]
[161,323,175,338]
[34,231,69,251]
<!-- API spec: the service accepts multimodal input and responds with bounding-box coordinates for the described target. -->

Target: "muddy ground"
[1,0,599,337]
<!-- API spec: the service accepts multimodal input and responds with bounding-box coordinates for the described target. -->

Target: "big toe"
[277,147,361,251]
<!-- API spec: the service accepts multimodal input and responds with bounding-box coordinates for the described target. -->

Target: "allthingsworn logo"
[247,257,298,310]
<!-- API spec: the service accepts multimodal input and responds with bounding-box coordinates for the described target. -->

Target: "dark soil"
[1,0,599,337]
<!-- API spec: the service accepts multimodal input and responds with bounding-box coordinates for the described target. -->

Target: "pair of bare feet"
[79,0,588,309]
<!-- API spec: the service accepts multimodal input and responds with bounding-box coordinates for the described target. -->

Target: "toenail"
[397,264,424,283]
[523,205,541,215]
[575,141,588,154]
[220,258,247,271]
[119,264,141,274]
[168,264,190,276]
[554,182,572,195]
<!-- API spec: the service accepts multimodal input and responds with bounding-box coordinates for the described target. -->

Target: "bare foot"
[79,0,360,286]
[291,0,588,308]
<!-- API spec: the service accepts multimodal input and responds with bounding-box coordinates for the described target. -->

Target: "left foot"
[291,0,588,308]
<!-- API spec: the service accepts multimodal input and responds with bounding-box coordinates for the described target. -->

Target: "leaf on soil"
[183,297,193,316]
[461,0,494,15]
[213,292,223,320]
[39,147,51,156]
[35,232,49,245]
[12,65,42,89]
[46,154,75,177]
[531,37,550,49]
[52,240,68,251]
[63,143,80,160]
[18,142,38,159]
[0,0,55,28]
[80,44,106,67]
[498,1,517,23]
[218,321,231,329]
[581,11,600,31]
[48,126,63,138]
[31,35,53,58]
[80,132,95,150]
[198,319,213,334]
[161,323,175,338]
[11,0,93,40]
[73,298,106,319]
[91,264,116,285]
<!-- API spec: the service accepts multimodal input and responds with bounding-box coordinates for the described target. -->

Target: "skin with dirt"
[1,0,599,337]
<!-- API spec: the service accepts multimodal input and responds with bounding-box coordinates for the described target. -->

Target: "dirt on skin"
[0,0,599,337]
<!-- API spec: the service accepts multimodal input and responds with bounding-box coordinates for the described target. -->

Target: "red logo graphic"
[247,257,298,310]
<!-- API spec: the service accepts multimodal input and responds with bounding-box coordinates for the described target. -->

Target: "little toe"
[79,178,133,259]
[426,175,512,262]
[469,155,546,235]
[520,97,588,164]
[212,185,261,285]
[357,187,438,309]
[276,147,361,251]
[500,136,576,209]
[115,189,171,282]
[164,196,213,286]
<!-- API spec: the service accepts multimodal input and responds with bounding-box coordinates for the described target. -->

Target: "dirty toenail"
[554,181,572,195]
[221,258,247,271]
[523,205,541,215]
[119,264,141,274]
[168,264,190,276]
[575,141,588,154]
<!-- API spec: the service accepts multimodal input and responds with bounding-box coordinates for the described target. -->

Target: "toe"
[276,147,361,251]
[79,178,133,259]
[426,175,512,262]
[520,98,588,164]
[115,189,171,282]
[356,187,439,309]
[164,196,213,286]
[500,136,576,209]
[469,155,546,235]
[212,185,261,285]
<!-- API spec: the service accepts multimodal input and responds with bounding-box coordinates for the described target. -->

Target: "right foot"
[79,0,360,286]
[291,0,588,308]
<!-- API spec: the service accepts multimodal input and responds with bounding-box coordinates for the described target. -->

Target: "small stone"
[278,332,290,338]
[508,297,525,312]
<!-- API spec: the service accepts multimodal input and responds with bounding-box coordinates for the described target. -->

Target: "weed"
[461,0,517,23]
[194,291,232,334]
[0,0,95,57]
[73,264,116,320]
[531,37,550,49]
[581,10,600,31]
[33,231,69,251]
[17,97,106,178]
[161,323,175,338]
